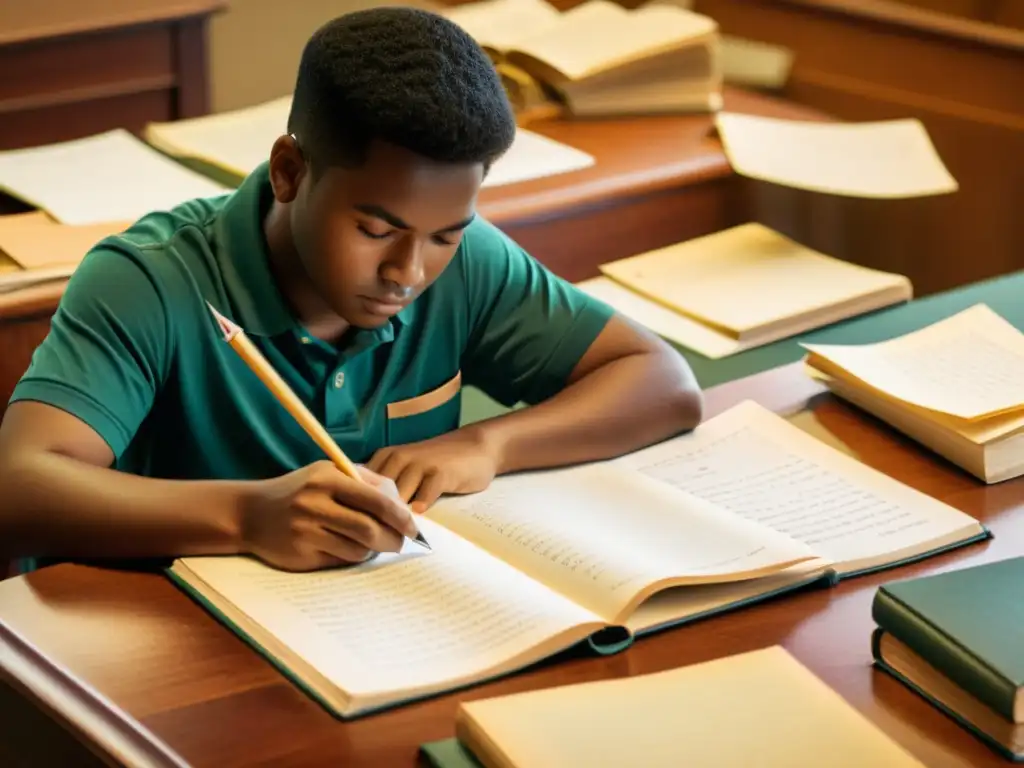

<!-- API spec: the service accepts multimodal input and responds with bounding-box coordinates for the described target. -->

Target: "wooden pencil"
[206,301,430,550]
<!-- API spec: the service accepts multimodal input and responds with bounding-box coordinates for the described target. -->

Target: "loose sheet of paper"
[0,130,229,225]
[715,112,958,198]
[598,222,910,336]
[429,462,816,622]
[803,305,1024,420]
[146,95,593,188]
[577,276,745,357]
[615,400,980,572]
[0,211,129,269]
[178,518,600,699]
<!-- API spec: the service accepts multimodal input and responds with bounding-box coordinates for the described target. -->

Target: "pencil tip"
[205,301,239,341]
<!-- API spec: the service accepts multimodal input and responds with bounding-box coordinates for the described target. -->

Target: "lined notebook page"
[430,462,816,622]
[804,305,1024,421]
[716,112,958,198]
[598,223,910,336]
[457,646,926,768]
[615,400,980,573]
[0,130,229,225]
[175,518,599,699]
[146,96,592,188]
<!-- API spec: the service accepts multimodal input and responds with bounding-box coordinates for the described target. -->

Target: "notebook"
[580,222,911,358]
[143,96,595,188]
[444,0,722,116]
[715,112,958,198]
[167,400,986,718]
[0,130,229,225]
[872,557,1024,728]
[441,646,926,768]
[804,305,1024,483]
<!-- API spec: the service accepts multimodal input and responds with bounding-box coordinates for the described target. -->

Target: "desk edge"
[0,617,190,768]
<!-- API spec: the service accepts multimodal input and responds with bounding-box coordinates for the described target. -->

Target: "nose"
[380,234,425,295]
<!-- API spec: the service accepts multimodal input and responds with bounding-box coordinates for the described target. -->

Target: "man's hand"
[241,461,420,571]
[367,427,501,513]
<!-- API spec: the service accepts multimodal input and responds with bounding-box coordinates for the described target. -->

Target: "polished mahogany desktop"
[1,362,1020,767]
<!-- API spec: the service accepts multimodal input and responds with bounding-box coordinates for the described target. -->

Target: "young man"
[0,8,702,572]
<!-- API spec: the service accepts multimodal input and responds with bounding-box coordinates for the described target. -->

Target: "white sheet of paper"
[485,129,595,187]
[803,304,1024,420]
[146,96,594,188]
[0,130,229,225]
[715,112,958,199]
[577,276,744,358]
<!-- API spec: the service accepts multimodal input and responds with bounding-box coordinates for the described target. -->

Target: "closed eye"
[357,224,393,240]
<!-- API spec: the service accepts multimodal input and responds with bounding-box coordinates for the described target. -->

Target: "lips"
[360,295,408,317]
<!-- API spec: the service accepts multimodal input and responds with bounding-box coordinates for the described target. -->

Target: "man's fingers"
[309,528,378,564]
[411,470,446,513]
[308,465,417,539]
[357,465,401,500]
[395,465,424,504]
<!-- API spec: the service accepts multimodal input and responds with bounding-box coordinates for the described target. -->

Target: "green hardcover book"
[872,557,1024,724]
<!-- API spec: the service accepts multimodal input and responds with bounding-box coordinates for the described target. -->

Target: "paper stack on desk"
[144,95,595,188]
[578,222,912,358]
[803,304,1024,483]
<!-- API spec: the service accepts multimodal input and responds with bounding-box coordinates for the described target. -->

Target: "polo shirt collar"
[215,162,415,337]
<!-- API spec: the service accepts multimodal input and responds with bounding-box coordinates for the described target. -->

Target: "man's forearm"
[472,349,702,476]
[0,452,250,560]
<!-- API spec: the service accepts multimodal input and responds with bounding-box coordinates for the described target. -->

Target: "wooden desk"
[1,363,1020,767]
[0,0,226,151]
[0,88,832,419]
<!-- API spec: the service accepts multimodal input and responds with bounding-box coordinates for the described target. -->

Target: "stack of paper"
[0,129,229,225]
[803,304,1024,483]
[0,211,128,292]
[578,222,912,358]
[144,95,595,188]
[451,646,926,768]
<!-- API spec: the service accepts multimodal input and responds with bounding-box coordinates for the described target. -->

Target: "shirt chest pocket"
[384,371,463,446]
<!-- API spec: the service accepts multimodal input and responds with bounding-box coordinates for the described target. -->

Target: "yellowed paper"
[720,34,793,88]
[146,96,592,188]
[0,211,129,269]
[445,0,562,50]
[598,223,910,337]
[0,130,229,225]
[615,400,981,574]
[715,112,958,198]
[508,0,716,81]
[458,646,926,768]
[803,305,1024,421]
[577,276,745,357]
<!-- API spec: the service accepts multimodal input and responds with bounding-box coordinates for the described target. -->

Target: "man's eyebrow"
[353,204,476,235]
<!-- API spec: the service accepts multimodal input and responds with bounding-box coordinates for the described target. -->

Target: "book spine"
[871,589,1017,721]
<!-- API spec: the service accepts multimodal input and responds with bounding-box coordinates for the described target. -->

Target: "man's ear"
[267,134,306,204]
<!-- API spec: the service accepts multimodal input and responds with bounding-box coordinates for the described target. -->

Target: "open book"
[578,223,911,358]
[445,646,925,768]
[167,400,986,719]
[444,0,722,116]
[804,304,1024,483]
[143,96,594,189]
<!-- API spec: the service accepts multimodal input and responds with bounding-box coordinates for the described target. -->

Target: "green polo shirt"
[11,164,613,480]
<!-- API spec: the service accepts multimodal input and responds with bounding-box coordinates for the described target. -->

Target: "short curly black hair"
[287,7,516,175]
